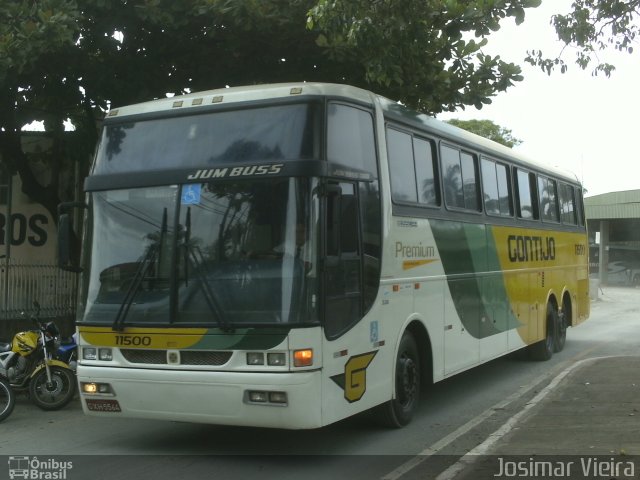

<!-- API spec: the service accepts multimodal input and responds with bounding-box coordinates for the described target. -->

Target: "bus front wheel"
[376,331,420,428]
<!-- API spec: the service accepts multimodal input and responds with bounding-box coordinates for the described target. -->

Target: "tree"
[1,0,545,220]
[527,0,639,75]
[445,119,522,148]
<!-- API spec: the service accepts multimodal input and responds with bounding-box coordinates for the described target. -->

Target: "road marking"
[380,375,543,480]
[380,345,609,480]
[435,355,615,480]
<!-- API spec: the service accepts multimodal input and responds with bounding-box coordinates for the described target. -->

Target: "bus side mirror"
[58,213,80,272]
[57,202,87,273]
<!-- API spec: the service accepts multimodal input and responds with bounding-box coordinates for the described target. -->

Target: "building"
[1,134,79,328]
[585,189,640,287]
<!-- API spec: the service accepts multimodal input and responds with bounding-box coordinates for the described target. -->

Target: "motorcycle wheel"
[29,366,77,411]
[0,376,15,422]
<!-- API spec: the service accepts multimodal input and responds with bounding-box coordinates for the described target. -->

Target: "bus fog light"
[98,383,113,394]
[267,353,286,366]
[246,352,264,365]
[83,347,97,360]
[82,382,97,394]
[268,392,287,404]
[82,382,113,395]
[99,348,113,361]
[248,391,268,403]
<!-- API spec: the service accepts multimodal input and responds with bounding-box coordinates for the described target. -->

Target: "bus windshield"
[93,103,320,175]
[81,178,319,328]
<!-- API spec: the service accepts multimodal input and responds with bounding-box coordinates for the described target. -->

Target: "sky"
[21,1,637,198]
[436,0,640,198]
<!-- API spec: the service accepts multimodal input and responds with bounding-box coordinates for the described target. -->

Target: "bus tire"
[555,299,569,353]
[529,302,557,361]
[376,331,420,428]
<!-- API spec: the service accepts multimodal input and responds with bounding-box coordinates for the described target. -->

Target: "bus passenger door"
[320,181,379,424]
[322,182,362,338]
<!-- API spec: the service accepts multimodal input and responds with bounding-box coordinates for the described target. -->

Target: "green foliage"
[446,119,522,148]
[307,0,542,113]
[0,0,545,216]
[526,0,639,76]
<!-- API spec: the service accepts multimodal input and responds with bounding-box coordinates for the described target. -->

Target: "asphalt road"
[1,286,638,480]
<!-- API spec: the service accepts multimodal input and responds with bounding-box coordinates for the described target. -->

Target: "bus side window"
[387,127,418,203]
[515,169,539,220]
[538,175,560,223]
[441,144,480,211]
[481,157,513,217]
[559,183,578,225]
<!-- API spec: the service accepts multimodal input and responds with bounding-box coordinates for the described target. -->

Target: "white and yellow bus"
[63,83,589,429]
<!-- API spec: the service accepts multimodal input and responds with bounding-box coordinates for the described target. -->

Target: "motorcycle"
[56,333,78,372]
[0,373,14,422]
[0,302,76,411]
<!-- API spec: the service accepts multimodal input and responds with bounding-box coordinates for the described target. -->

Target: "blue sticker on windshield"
[181,184,201,205]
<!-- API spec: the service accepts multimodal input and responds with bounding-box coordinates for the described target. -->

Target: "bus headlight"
[246,352,264,365]
[267,352,286,366]
[83,347,112,361]
[83,347,97,360]
[99,348,113,361]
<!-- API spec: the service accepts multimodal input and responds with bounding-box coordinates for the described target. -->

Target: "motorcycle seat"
[0,342,11,353]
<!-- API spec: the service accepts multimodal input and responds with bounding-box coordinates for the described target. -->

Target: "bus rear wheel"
[376,331,420,428]
[529,302,557,361]
[555,299,570,353]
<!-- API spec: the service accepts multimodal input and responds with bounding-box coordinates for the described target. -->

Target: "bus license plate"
[85,399,122,412]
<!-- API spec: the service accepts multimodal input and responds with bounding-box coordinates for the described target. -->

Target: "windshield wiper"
[180,207,232,331]
[112,208,167,332]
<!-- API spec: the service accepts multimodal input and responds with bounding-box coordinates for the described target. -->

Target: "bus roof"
[375,95,581,185]
[106,82,581,187]
[106,82,375,118]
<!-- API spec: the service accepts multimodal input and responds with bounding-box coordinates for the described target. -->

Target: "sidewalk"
[453,355,640,478]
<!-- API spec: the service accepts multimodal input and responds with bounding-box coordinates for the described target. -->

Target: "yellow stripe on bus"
[78,326,208,349]
[402,259,439,270]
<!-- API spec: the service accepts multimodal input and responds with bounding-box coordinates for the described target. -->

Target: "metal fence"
[0,260,78,319]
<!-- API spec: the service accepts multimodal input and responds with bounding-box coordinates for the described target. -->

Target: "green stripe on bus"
[431,220,521,339]
[191,327,290,350]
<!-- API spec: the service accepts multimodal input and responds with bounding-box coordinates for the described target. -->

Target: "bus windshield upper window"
[94,104,320,175]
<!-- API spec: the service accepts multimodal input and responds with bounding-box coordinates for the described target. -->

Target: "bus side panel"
[490,226,589,344]
[319,291,404,426]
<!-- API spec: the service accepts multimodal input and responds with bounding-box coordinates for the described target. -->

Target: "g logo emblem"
[331,351,377,403]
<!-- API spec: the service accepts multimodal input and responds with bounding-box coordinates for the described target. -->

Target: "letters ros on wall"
[0,207,55,262]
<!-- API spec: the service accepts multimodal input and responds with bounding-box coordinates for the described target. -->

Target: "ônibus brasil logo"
[8,456,73,480]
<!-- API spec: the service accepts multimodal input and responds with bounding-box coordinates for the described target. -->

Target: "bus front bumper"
[77,366,323,429]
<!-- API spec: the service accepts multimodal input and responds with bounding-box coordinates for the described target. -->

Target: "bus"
[60,83,590,429]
